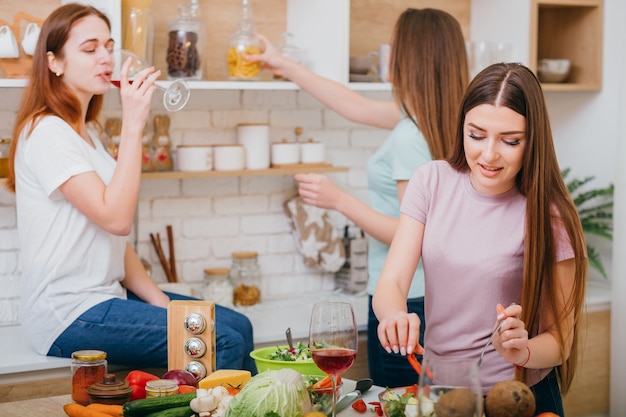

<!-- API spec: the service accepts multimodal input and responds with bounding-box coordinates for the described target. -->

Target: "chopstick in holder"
[150,232,174,283]
[166,225,178,283]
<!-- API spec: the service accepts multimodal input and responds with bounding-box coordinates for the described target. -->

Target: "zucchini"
[144,405,194,417]
[123,392,196,417]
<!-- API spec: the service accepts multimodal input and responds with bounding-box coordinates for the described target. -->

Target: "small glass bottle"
[203,268,234,307]
[227,0,262,80]
[167,1,204,80]
[274,32,302,81]
[230,251,262,306]
[71,350,108,405]
[145,379,179,398]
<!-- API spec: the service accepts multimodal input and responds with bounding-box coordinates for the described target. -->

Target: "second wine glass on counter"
[309,301,358,417]
[110,49,191,112]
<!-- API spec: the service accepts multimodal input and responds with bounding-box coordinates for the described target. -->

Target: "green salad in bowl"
[250,343,325,376]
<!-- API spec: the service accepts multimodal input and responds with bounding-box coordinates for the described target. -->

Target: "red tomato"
[351,399,367,413]
[369,401,383,416]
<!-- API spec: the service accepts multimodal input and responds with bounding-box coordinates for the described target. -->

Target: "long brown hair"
[449,62,587,393]
[6,3,110,192]
[389,8,469,160]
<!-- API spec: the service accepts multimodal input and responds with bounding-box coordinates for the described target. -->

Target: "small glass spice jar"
[202,268,234,307]
[230,251,261,306]
[145,379,179,398]
[71,350,107,405]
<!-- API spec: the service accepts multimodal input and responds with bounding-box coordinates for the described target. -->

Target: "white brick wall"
[0,87,391,325]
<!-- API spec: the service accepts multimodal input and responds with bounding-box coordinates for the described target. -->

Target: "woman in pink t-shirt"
[373,63,587,416]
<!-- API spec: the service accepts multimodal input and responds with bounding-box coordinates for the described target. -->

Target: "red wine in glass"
[309,302,358,417]
[110,49,190,112]
[312,348,356,375]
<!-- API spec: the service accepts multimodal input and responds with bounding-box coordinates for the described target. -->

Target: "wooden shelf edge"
[140,165,349,180]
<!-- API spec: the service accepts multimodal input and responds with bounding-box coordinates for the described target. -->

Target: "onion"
[162,369,199,387]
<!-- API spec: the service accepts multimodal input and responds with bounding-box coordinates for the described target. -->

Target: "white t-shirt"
[401,161,574,391]
[15,116,126,355]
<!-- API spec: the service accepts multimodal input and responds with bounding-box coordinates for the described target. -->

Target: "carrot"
[86,403,124,416]
[311,374,342,390]
[177,384,197,394]
[63,403,112,417]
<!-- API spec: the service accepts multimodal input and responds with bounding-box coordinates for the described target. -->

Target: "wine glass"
[110,49,190,112]
[309,301,358,417]
[418,354,483,417]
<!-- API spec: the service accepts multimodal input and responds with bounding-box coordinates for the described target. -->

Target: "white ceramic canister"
[176,145,213,171]
[299,140,325,164]
[236,124,270,169]
[271,141,300,165]
[213,144,245,171]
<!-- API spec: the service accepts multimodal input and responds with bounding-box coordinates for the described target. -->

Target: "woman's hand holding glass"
[117,54,160,132]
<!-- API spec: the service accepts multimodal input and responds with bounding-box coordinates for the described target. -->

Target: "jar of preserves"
[227,0,262,80]
[71,350,108,405]
[145,379,179,398]
[167,1,204,80]
[202,268,234,307]
[0,138,10,178]
[230,251,261,306]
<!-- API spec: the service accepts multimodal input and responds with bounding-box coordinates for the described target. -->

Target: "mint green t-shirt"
[365,117,431,297]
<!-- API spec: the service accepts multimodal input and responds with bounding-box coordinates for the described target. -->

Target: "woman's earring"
[56,71,62,77]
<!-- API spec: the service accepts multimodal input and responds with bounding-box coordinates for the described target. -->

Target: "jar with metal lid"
[230,251,261,306]
[167,0,204,80]
[202,268,234,307]
[145,379,179,398]
[71,350,108,405]
[227,0,262,80]
[0,138,10,178]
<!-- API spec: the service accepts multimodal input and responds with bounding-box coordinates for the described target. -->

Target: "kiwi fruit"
[485,380,536,417]
[435,388,478,417]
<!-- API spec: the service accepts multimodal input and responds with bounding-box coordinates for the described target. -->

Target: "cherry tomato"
[351,399,367,413]
[369,401,383,416]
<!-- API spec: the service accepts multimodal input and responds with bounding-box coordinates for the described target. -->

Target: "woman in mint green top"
[251,8,468,387]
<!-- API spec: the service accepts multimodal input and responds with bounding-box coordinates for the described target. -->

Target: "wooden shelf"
[140,165,348,180]
[2,166,348,185]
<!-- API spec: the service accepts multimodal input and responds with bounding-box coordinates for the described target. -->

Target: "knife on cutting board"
[334,378,373,414]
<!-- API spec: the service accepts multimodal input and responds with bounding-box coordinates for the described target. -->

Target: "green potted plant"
[562,168,614,278]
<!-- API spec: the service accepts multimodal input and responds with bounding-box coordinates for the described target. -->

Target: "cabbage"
[224,368,312,417]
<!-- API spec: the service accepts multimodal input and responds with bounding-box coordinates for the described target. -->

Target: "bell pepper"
[124,370,159,400]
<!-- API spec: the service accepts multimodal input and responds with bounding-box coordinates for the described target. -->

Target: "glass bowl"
[378,385,481,417]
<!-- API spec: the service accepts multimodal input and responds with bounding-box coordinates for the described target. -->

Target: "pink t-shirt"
[400,161,574,391]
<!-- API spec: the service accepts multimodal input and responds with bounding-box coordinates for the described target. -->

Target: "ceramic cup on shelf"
[300,140,325,164]
[271,141,300,165]
[20,22,41,56]
[213,144,245,171]
[176,145,213,172]
[0,25,19,58]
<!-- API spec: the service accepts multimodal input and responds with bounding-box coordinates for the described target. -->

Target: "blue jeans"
[48,291,258,374]
[530,368,564,416]
[367,295,425,388]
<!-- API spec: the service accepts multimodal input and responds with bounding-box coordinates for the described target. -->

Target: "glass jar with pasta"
[227,0,262,80]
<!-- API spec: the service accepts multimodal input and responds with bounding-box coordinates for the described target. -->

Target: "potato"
[485,380,536,417]
[435,388,478,417]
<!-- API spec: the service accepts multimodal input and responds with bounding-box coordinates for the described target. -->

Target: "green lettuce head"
[225,368,312,417]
